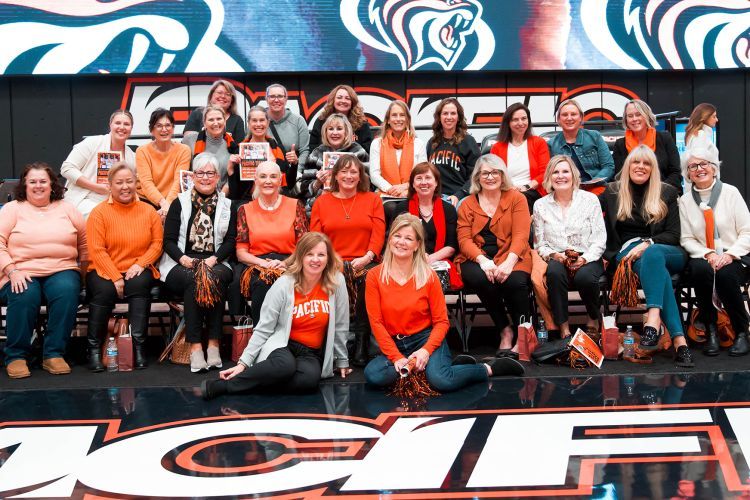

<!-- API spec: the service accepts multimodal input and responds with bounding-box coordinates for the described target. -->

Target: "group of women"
[2,84,743,397]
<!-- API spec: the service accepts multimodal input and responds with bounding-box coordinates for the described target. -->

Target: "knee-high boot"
[352,316,370,367]
[128,297,152,369]
[87,304,111,372]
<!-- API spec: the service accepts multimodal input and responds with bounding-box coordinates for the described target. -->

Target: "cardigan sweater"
[678,182,750,259]
[0,200,88,288]
[135,141,192,206]
[87,198,163,282]
[454,189,532,273]
[490,135,550,195]
[61,134,136,216]
[239,273,350,378]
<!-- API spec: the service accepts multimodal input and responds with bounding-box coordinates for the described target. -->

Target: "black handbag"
[532,336,572,363]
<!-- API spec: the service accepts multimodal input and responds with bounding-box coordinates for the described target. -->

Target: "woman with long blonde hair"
[364,214,524,392]
[201,232,351,399]
[600,145,691,366]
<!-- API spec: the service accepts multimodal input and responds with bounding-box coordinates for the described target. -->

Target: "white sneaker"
[190,350,208,373]
[206,346,223,369]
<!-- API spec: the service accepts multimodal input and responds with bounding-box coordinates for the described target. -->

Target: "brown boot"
[6,359,31,379]
[42,357,71,375]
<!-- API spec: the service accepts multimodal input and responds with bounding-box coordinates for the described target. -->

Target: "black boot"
[703,323,720,356]
[729,331,750,357]
[128,297,152,369]
[87,304,110,372]
[352,320,370,368]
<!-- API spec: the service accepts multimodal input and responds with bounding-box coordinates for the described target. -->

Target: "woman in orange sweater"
[135,108,192,220]
[456,154,532,358]
[310,155,385,366]
[365,214,524,391]
[233,161,308,325]
[86,163,164,371]
[490,102,550,211]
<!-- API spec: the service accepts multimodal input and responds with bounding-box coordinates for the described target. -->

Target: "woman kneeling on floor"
[364,214,524,393]
[201,232,351,399]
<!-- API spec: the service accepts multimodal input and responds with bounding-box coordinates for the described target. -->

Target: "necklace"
[419,206,433,220]
[339,193,357,220]
[258,196,280,211]
[300,282,318,318]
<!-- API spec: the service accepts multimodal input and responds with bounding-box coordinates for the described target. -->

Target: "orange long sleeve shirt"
[310,191,385,260]
[365,265,449,363]
[87,198,164,282]
[135,141,192,206]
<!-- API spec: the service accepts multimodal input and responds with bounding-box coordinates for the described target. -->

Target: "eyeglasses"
[154,123,173,130]
[267,94,286,101]
[193,171,217,179]
[686,161,714,172]
[480,170,501,179]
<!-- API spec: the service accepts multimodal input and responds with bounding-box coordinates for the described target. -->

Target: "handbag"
[687,308,735,347]
[513,317,538,362]
[117,324,134,372]
[231,316,253,363]
[531,336,572,363]
[158,318,191,365]
[102,316,129,367]
[600,314,620,360]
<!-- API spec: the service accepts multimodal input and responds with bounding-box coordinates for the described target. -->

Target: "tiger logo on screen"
[339,0,495,71]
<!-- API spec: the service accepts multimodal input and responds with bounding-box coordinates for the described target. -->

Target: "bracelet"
[7,269,18,277]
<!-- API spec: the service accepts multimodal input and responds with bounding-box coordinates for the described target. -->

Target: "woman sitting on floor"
[364,214,524,392]
[679,145,750,356]
[160,153,236,373]
[600,145,691,366]
[532,155,606,339]
[201,232,351,399]
[86,163,163,372]
[0,163,87,379]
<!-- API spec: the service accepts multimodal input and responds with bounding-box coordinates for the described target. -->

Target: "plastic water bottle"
[623,325,635,358]
[537,319,548,344]
[106,337,118,372]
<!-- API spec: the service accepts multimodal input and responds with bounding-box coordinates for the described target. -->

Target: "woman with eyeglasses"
[160,153,236,373]
[135,108,192,221]
[61,109,136,219]
[308,85,373,155]
[679,146,750,357]
[600,145,691,367]
[183,80,245,141]
[233,161,308,327]
[613,99,682,191]
[455,154,532,358]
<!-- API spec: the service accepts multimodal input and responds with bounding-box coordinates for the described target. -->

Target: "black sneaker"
[639,326,660,351]
[674,345,695,368]
[487,357,525,377]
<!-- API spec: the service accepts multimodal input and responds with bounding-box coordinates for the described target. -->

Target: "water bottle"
[623,325,635,358]
[537,319,548,344]
[106,337,118,372]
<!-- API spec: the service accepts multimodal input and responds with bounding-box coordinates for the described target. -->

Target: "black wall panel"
[692,72,746,191]
[0,80,13,178]
[646,72,693,117]
[10,77,72,175]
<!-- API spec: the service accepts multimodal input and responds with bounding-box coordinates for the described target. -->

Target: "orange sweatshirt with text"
[365,265,449,363]
[87,198,164,282]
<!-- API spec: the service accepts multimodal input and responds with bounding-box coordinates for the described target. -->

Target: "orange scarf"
[380,130,414,186]
[624,127,656,152]
[704,208,716,250]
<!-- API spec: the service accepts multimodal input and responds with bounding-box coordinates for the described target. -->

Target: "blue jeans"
[364,329,487,392]
[616,243,686,337]
[2,270,81,364]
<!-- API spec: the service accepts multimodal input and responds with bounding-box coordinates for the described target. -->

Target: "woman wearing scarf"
[182,104,239,189]
[679,145,750,356]
[613,99,682,191]
[370,100,427,198]
[160,153,236,373]
[389,163,458,277]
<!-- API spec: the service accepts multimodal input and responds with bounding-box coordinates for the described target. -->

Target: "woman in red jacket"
[490,102,550,211]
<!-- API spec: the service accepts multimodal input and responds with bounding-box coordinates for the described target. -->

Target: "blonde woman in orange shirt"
[364,214,524,392]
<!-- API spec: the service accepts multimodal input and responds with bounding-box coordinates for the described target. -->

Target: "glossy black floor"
[3,369,750,498]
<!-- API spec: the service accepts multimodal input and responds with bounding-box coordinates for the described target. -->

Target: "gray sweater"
[270,109,311,170]
[239,273,350,378]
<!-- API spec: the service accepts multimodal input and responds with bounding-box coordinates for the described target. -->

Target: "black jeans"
[546,259,604,325]
[86,270,156,308]
[460,261,531,329]
[688,258,750,334]
[226,340,322,394]
[164,264,232,343]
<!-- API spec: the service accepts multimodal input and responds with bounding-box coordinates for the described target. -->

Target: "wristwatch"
[641,237,654,245]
